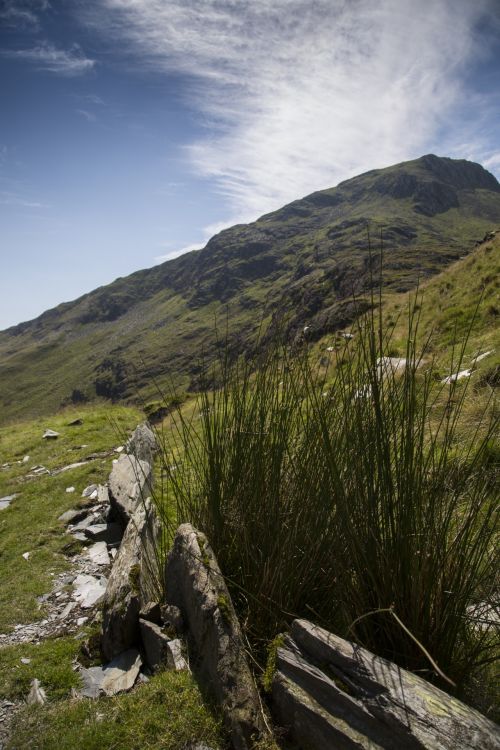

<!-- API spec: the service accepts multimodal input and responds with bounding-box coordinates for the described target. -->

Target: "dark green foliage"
[160,298,499,704]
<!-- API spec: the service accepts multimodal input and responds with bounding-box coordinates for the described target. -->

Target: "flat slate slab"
[0,494,16,510]
[72,574,107,609]
[272,619,500,750]
[79,649,142,698]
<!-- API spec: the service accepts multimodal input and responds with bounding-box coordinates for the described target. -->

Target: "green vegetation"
[0,637,81,700]
[0,403,141,632]
[160,292,499,707]
[1,155,499,423]
[7,670,225,750]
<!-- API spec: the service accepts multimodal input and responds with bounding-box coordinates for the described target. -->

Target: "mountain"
[1,154,500,422]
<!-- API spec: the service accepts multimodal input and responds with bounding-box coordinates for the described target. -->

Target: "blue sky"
[1,0,500,330]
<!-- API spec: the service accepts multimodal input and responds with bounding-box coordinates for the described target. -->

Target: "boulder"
[272,619,500,750]
[165,524,269,750]
[108,454,152,527]
[79,649,142,698]
[101,500,159,661]
[139,619,187,672]
[127,422,158,465]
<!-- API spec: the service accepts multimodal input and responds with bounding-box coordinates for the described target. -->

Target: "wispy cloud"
[0,191,48,209]
[76,108,97,122]
[96,0,498,223]
[4,42,95,76]
[0,0,50,30]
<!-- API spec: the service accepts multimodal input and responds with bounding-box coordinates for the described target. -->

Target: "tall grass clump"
[159,298,499,697]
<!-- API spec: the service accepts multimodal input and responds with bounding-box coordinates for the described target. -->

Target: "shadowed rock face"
[165,524,269,750]
[272,619,500,750]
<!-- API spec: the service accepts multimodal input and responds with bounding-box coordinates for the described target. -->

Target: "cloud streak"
[4,42,95,76]
[98,0,498,221]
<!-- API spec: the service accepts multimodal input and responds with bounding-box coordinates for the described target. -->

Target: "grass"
[7,669,226,750]
[0,636,82,701]
[158,292,499,710]
[0,403,142,632]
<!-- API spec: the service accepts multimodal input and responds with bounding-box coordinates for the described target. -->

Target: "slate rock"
[101,500,159,660]
[139,618,172,672]
[87,542,111,566]
[67,418,83,426]
[165,524,268,750]
[272,619,500,750]
[161,603,184,634]
[27,679,47,705]
[127,422,157,465]
[80,649,142,698]
[0,494,16,510]
[72,574,107,609]
[108,454,152,527]
[84,522,122,545]
[42,429,60,439]
[58,507,88,524]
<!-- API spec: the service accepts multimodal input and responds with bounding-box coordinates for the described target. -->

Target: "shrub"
[159,300,499,699]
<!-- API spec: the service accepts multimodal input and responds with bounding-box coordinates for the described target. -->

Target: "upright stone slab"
[101,499,159,661]
[272,619,500,750]
[127,422,157,465]
[165,524,269,750]
[108,454,152,527]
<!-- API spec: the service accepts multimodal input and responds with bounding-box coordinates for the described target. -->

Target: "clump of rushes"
[159,293,499,704]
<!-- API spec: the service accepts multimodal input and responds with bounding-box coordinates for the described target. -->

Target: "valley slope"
[1,154,500,422]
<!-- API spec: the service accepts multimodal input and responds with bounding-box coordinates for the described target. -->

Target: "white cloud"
[0,191,48,209]
[155,242,203,263]
[97,0,498,222]
[4,42,95,76]
[0,1,50,29]
[76,108,97,122]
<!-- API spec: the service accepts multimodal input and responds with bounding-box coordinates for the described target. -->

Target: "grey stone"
[0,494,16,510]
[27,679,46,705]
[161,603,184,633]
[72,574,107,609]
[101,500,159,661]
[165,524,269,750]
[58,507,88,524]
[272,619,500,750]
[139,618,172,672]
[87,542,111,566]
[81,484,98,498]
[42,429,60,439]
[67,418,83,426]
[108,454,152,527]
[127,422,157,465]
[164,638,188,671]
[84,522,122,545]
[80,650,143,698]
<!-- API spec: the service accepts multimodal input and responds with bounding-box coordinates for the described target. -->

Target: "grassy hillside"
[1,154,499,423]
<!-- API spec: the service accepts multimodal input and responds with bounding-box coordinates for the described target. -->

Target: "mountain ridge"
[1,154,500,421]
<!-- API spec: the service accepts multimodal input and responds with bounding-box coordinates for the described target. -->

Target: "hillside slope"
[1,154,500,421]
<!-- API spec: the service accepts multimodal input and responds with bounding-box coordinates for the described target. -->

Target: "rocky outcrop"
[108,454,152,528]
[165,524,269,750]
[272,619,500,750]
[101,499,159,661]
[127,422,158,465]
